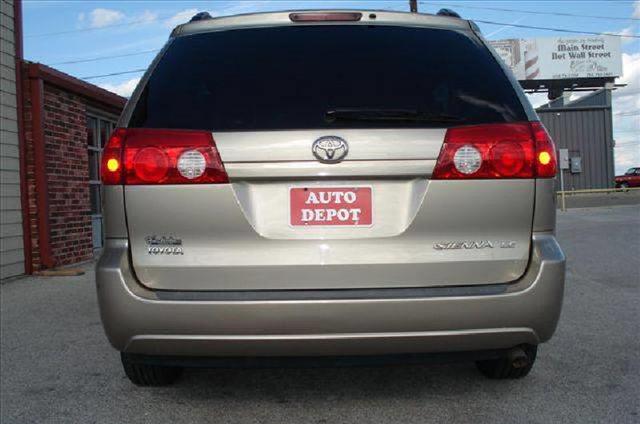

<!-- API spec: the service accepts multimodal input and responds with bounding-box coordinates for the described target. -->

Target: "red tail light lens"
[101,128,228,185]
[131,147,169,183]
[432,122,557,179]
[489,141,527,177]
[101,128,126,185]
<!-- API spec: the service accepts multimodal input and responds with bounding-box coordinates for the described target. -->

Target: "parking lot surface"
[1,205,639,424]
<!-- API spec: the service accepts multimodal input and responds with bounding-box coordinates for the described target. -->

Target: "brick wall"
[23,80,93,270]
[21,74,39,268]
[44,85,93,266]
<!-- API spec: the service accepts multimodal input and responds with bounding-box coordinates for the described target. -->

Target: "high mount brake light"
[289,12,362,22]
[432,122,557,180]
[100,128,228,185]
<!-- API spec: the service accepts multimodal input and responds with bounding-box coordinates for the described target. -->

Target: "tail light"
[530,122,558,178]
[100,128,228,185]
[432,122,557,179]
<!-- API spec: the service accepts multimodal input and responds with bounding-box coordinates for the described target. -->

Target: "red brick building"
[19,63,125,273]
[1,0,126,279]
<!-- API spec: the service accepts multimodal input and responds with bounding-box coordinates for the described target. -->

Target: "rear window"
[130,25,527,131]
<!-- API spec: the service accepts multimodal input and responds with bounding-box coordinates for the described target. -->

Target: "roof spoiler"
[436,8,461,18]
[190,12,213,22]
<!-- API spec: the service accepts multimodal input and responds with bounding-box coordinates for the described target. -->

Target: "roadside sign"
[559,149,570,170]
[490,36,622,81]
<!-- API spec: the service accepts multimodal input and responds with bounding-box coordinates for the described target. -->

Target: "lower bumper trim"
[153,283,508,301]
[125,328,538,357]
[125,348,517,369]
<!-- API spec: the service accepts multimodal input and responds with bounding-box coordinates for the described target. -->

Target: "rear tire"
[121,353,183,386]
[475,345,537,379]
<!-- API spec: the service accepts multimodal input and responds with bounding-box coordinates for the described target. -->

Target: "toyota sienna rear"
[96,10,565,386]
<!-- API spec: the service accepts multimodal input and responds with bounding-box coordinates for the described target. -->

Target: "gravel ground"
[1,205,638,424]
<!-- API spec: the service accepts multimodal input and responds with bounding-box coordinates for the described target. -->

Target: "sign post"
[558,149,570,211]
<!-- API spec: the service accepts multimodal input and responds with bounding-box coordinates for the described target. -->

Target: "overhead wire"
[422,2,640,22]
[473,20,639,38]
[25,12,183,38]
[81,69,148,80]
[38,6,634,81]
[49,49,160,66]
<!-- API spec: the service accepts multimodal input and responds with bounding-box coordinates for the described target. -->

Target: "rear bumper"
[96,234,565,357]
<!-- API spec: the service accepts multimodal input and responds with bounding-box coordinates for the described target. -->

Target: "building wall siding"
[538,108,615,190]
[537,90,615,191]
[0,0,24,279]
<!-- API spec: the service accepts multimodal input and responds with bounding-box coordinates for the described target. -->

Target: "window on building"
[87,115,116,250]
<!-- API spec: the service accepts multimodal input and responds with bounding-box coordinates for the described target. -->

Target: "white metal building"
[1,0,24,279]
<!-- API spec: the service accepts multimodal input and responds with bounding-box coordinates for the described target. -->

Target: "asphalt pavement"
[1,205,639,424]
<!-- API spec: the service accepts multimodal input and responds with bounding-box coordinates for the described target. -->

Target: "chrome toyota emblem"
[312,136,348,163]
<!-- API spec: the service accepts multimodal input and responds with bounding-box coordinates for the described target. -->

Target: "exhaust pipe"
[507,347,530,369]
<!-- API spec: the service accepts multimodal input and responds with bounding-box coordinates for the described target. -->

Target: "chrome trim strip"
[225,160,434,179]
[153,283,508,301]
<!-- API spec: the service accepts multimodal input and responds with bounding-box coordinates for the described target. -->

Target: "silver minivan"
[96,10,565,386]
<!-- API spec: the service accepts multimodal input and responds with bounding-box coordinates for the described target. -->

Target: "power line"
[82,69,147,80]
[27,7,640,40]
[40,14,640,67]
[474,20,640,38]
[63,7,637,80]
[423,2,640,22]
[25,11,188,38]
[27,18,159,38]
[49,49,160,66]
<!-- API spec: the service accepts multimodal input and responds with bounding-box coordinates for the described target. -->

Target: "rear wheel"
[121,353,183,386]
[475,345,537,379]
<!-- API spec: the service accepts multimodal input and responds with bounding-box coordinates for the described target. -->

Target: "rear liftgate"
[102,122,556,291]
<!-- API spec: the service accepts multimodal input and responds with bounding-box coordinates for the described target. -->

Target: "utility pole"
[410,0,418,13]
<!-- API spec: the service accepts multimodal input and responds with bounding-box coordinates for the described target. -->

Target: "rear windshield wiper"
[325,108,465,124]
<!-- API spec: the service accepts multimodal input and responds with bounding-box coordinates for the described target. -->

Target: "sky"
[22,0,639,174]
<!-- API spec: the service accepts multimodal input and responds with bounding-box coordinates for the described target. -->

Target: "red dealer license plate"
[290,187,372,226]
